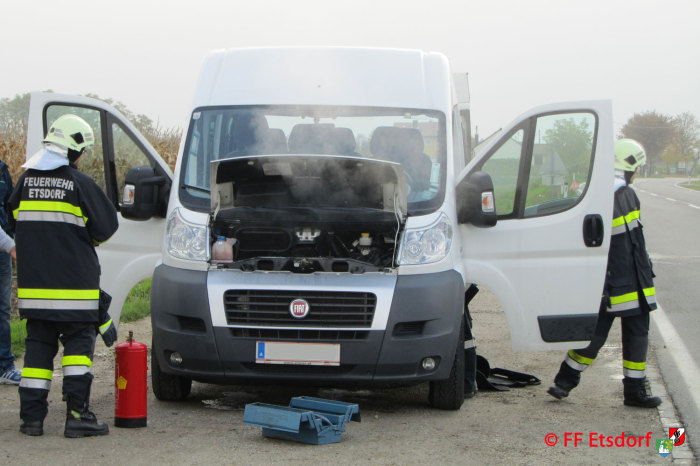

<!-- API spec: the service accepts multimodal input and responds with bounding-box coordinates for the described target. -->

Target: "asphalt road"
[634,176,700,457]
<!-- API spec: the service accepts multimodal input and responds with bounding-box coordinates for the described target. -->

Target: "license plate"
[255,341,340,366]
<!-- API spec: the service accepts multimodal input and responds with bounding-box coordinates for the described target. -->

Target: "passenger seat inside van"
[370,126,432,192]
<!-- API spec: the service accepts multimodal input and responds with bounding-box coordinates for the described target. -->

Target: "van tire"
[428,316,465,410]
[151,345,192,401]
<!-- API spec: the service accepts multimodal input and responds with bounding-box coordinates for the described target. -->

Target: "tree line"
[620,111,700,176]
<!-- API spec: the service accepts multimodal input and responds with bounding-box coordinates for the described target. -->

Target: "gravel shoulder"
[0,290,680,464]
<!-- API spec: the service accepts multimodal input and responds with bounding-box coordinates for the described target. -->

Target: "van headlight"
[165,208,208,261]
[398,213,452,265]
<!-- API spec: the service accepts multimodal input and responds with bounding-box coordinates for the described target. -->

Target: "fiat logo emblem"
[289,299,310,319]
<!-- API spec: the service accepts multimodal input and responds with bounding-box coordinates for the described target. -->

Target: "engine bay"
[208,155,407,273]
[212,211,400,273]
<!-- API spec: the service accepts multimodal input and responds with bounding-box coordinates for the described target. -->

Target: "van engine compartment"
[209,155,408,273]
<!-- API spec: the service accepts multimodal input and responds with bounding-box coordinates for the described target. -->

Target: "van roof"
[191,47,452,111]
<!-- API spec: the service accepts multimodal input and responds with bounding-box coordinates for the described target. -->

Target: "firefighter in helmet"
[547,138,661,408]
[11,114,119,437]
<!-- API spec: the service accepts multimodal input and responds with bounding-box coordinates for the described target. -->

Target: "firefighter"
[11,114,119,437]
[547,138,661,408]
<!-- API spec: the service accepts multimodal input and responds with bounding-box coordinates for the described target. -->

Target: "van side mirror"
[121,166,170,220]
[456,171,497,227]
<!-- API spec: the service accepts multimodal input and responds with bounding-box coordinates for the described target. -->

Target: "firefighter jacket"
[0,159,13,238]
[0,160,15,254]
[605,182,656,317]
[9,164,118,322]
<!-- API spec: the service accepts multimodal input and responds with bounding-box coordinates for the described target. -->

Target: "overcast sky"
[2,0,698,138]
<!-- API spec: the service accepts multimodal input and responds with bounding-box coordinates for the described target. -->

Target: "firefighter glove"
[98,318,118,347]
[97,289,116,346]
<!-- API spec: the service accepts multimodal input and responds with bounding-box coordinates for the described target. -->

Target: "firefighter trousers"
[19,320,96,422]
[565,299,650,379]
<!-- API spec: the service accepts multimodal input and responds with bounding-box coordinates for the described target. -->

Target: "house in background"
[534,143,567,188]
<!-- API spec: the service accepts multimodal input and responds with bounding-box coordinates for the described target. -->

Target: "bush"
[120,279,152,323]
[0,123,28,183]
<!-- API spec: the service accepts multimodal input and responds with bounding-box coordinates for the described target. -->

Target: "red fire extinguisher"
[115,330,148,427]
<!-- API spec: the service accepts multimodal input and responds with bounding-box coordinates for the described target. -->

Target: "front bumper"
[150,264,464,385]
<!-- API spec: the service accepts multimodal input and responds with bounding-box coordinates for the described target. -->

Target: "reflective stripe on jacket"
[605,185,656,316]
[9,164,118,322]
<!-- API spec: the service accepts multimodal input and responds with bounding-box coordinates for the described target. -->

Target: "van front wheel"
[151,344,192,401]
[428,317,465,410]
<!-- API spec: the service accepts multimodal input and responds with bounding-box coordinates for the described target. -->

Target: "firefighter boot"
[623,377,662,408]
[19,419,44,436]
[547,361,581,400]
[64,408,109,438]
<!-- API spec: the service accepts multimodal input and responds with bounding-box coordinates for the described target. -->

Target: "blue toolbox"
[243,396,361,445]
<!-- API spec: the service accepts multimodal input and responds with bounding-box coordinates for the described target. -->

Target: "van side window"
[523,113,595,217]
[481,129,525,217]
[111,122,154,206]
[478,111,596,219]
[46,105,106,193]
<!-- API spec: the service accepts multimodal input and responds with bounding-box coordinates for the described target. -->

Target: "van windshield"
[179,105,446,215]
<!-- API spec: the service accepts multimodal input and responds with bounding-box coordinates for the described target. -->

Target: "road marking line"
[651,304,700,411]
[642,190,700,210]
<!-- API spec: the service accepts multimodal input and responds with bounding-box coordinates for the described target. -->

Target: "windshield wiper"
[182,184,210,194]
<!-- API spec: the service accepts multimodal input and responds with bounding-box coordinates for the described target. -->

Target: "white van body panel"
[26,92,172,325]
[192,47,452,111]
[457,100,614,352]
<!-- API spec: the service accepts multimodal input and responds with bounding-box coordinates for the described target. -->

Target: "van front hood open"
[210,154,407,218]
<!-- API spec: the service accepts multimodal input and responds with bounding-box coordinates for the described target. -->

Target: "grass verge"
[10,278,152,358]
[119,278,152,323]
[10,319,26,360]
[679,179,700,191]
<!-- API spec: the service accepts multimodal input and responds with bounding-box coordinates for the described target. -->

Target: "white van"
[26,47,613,410]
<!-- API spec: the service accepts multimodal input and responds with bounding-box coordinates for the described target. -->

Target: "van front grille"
[224,290,376,327]
[229,328,370,340]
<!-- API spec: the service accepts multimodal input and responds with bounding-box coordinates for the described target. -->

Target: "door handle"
[583,214,604,247]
